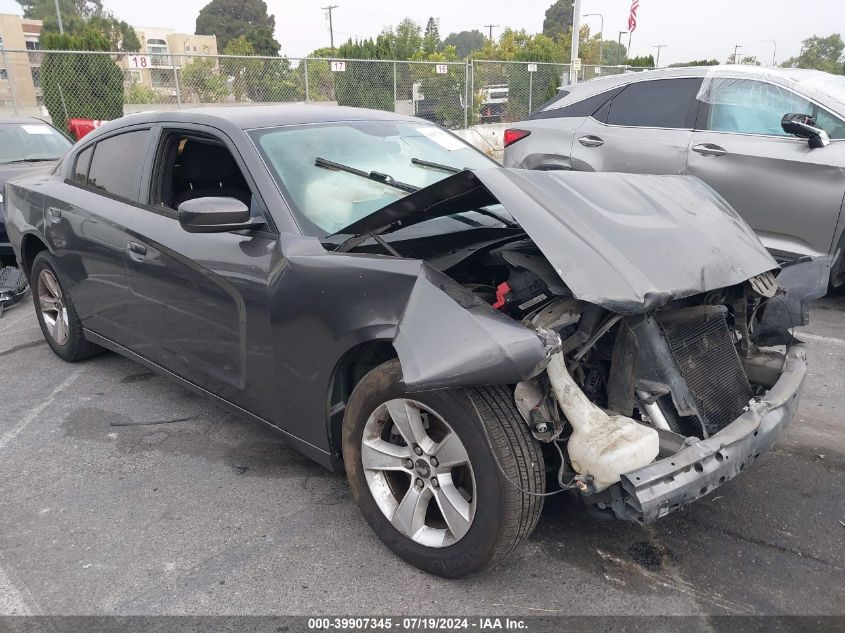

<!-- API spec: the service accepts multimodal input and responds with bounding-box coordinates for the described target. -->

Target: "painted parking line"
[0,368,83,452]
[798,332,845,347]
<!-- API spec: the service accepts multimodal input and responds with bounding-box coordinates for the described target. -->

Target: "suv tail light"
[503,128,531,148]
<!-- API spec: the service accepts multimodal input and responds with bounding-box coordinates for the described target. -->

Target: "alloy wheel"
[361,398,477,548]
[37,269,69,346]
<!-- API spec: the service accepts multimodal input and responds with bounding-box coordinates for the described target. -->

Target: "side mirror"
[177,197,263,233]
[781,113,831,149]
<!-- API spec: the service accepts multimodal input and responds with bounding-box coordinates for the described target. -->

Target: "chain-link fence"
[0,48,652,131]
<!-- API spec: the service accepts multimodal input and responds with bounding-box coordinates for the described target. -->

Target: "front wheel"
[342,359,545,578]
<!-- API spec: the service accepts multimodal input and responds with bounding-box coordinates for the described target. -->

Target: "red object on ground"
[67,118,105,140]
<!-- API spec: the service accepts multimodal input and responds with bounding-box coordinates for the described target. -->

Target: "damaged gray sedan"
[4,106,828,578]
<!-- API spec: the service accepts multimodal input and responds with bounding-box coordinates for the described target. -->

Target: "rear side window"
[86,129,151,202]
[605,78,702,129]
[530,88,621,120]
[73,145,93,183]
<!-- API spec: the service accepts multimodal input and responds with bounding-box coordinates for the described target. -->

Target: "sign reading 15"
[128,55,151,69]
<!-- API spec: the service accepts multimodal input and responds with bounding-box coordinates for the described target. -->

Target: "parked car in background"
[504,66,845,285]
[479,84,509,123]
[0,117,72,266]
[4,105,825,577]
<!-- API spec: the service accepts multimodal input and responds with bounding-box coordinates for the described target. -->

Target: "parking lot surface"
[0,292,843,616]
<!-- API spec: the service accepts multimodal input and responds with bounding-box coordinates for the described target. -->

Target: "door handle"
[126,241,147,262]
[691,143,727,157]
[578,135,604,148]
[48,207,62,223]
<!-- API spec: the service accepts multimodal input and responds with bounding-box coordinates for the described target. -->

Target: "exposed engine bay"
[338,168,827,523]
[438,234,823,521]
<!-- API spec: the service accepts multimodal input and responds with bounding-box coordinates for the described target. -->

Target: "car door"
[43,127,155,344]
[569,77,702,174]
[686,78,845,259]
[116,124,279,406]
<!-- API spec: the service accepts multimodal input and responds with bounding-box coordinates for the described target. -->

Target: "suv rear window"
[604,78,702,129]
[529,88,622,120]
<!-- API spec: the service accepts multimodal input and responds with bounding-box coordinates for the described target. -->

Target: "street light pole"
[761,39,777,66]
[617,31,628,66]
[53,0,64,35]
[582,13,604,66]
[653,44,667,68]
[569,0,582,84]
[733,44,742,64]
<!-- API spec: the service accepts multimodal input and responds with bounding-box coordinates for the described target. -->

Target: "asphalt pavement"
[0,291,843,616]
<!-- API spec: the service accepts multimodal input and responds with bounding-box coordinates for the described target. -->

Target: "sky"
[1,0,844,66]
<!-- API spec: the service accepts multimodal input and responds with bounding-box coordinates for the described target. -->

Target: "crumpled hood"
[341,168,779,314]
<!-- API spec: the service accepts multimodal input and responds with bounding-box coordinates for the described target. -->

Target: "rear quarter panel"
[503,117,583,170]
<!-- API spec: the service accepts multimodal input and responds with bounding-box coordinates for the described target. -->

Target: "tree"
[781,34,845,74]
[223,36,302,103]
[422,17,440,56]
[16,0,139,51]
[40,31,124,132]
[542,0,574,41]
[196,0,280,56]
[668,59,719,68]
[383,18,423,60]
[443,30,485,59]
[624,54,655,67]
[180,57,229,103]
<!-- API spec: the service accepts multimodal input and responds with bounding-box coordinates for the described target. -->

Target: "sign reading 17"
[128,55,151,69]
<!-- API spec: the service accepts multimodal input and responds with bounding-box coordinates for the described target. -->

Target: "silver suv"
[504,66,845,285]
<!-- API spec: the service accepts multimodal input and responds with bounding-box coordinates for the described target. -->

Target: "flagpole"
[627,31,632,62]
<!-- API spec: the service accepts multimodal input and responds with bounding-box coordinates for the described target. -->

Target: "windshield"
[249,120,498,237]
[0,123,71,164]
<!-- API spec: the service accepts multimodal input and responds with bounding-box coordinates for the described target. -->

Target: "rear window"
[529,88,622,120]
[0,122,71,163]
[85,130,151,203]
[604,78,702,128]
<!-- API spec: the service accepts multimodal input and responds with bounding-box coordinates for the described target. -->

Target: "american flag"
[628,0,640,32]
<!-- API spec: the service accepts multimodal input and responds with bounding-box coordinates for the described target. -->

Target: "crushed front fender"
[618,344,807,523]
[393,264,555,392]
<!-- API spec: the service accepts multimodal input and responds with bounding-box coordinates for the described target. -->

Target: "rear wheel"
[31,251,103,362]
[342,359,545,577]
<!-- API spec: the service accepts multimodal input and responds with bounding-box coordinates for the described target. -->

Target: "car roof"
[92,104,419,138]
[0,116,51,125]
[546,65,845,114]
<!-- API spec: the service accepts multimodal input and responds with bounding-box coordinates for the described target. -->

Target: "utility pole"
[322,5,339,52]
[761,39,777,66]
[653,44,667,68]
[582,13,604,66]
[484,24,499,41]
[53,0,64,34]
[732,44,742,64]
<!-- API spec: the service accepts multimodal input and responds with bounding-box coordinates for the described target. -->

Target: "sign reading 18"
[128,55,151,68]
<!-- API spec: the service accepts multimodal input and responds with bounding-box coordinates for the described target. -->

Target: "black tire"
[31,251,103,362]
[342,359,545,578]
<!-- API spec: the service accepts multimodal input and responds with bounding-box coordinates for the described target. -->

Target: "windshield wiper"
[315,157,418,193]
[410,157,463,174]
[2,157,58,164]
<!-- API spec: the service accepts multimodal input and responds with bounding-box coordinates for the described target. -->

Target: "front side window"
[705,78,845,139]
[86,130,151,202]
[249,120,498,237]
[0,122,71,164]
[605,78,702,129]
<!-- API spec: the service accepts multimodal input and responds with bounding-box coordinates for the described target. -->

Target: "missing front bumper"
[615,344,807,523]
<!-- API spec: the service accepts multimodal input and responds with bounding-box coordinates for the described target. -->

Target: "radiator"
[658,308,753,436]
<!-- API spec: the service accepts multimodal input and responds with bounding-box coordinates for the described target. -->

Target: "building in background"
[0,13,43,112]
[130,27,218,99]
